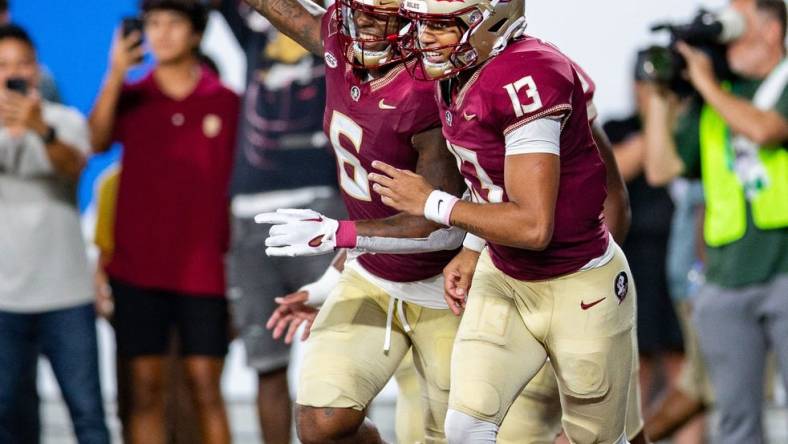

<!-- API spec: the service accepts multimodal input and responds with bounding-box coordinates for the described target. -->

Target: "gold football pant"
[448,246,637,444]
[297,268,459,443]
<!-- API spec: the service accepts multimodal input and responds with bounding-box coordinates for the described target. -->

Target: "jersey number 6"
[329,110,372,201]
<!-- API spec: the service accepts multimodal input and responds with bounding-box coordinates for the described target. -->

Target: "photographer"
[643,1,788,442]
[0,24,110,444]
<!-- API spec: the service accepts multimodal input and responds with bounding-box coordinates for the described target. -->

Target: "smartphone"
[121,16,145,64]
[122,16,144,46]
[6,77,28,95]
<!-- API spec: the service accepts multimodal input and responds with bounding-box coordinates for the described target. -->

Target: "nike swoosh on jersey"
[378,99,397,110]
[580,297,606,310]
[463,112,477,121]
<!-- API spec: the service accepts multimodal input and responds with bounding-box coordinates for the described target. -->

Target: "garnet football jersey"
[321,6,456,282]
[437,37,608,281]
[570,59,598,122]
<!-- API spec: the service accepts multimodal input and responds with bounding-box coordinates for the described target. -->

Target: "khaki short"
[449,246,637,444]
[297,268,459,443]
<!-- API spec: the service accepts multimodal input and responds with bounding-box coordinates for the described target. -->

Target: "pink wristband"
[335,220,358,248]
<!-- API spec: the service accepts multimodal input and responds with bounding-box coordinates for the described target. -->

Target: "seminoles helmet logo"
[336,0,410,69]
[400,0,527,80]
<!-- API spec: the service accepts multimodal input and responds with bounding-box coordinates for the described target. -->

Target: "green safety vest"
[699,104,788,247]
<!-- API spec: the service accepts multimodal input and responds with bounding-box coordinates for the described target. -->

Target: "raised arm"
[642,90,685,187]
[677,41,788,146]
[89,30,144,153]
[0,91,87,182]
[243,0,326,56]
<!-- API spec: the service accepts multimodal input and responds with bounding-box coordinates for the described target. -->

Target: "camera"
[636,8,745,95]
[5,77,28,95]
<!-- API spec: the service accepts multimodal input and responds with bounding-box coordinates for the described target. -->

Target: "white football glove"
[255,209,339,257]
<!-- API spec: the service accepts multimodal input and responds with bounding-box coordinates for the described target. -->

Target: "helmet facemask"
[336,0,407,69]
[401,7,482,80]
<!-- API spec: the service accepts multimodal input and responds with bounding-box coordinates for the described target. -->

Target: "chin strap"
[354,42,393,67]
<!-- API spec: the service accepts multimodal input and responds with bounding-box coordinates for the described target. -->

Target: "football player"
[369,0,639,442]
[242,0,465,441]
[268,65,646,444]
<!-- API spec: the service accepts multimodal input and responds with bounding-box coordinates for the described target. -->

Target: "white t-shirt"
[0,101,93,313]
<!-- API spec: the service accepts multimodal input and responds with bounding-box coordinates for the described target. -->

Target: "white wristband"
[423,190,460,226]
[299,266,342,307]
[462,233,487,253]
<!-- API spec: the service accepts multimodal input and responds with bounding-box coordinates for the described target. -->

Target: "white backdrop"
[203,0,730,120]
[40,0,730,404]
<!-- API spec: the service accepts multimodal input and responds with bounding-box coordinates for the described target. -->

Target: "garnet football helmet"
[400,0,527,79]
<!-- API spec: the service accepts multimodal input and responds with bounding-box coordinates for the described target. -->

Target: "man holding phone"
[0,23,110,444]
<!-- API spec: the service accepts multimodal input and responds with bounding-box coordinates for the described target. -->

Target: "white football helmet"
[400,0,527,79]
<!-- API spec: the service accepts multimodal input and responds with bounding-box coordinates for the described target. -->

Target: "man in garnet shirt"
[89,1,239,443]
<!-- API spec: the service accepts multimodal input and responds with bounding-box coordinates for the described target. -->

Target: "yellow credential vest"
[699,102,788,247]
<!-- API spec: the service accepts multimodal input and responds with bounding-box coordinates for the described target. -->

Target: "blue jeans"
[0,304,110,444]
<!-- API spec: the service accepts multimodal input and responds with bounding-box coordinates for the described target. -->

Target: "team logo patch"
[614,272,629,304]
[325,51,338,68]
[445,110,453,126]
[468,10,483,24]
[202,114,222,139]
[350,85,361,102]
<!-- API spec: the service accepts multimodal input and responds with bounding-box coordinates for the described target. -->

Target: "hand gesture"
[443,248,481,315]
[94,269,114,320]
[255,208,340,257]
[368,160,435,216]
[110,28,145,74]
[266,290,319,344]
[0,89,45,135]
[676,41,717,93]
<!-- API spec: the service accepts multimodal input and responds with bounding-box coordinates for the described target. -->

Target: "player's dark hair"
[141,0,209,34]
[0,1,8,14]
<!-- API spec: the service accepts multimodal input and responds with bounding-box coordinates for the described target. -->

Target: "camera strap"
[752,58,788,110]
[730,58,788,199]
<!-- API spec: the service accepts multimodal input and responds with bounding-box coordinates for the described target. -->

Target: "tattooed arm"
[243,0,326,56]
